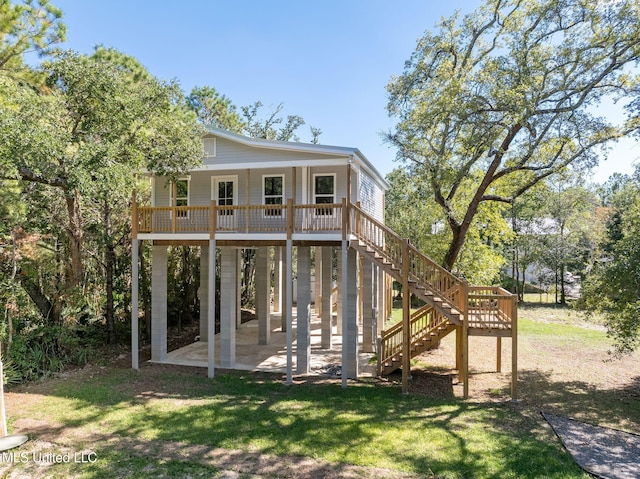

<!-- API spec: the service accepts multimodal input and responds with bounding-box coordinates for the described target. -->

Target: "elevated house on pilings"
[130,127,518,398]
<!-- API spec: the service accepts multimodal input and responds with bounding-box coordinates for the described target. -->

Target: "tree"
[539,179,599,303]
[0,51,204,341]
[0,0,65,82]
[386,0,640,272]
[385,167,512,284]
[187,85,244,132]
[582,170,640,355]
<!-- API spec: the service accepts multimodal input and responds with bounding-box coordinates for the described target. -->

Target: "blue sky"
[52,0,638,184]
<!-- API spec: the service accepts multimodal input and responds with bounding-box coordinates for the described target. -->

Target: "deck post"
[207,239,216,378]
[401,238,411,395]
[285,238,293,385]
[377,266,385,336]
[131,191,138,239]
[456,325,462,373]
[220,248,237,368]
[336,246,343,335]
[256,247,271,345]
[496,337,502,373]
[209,200,216,238]
[272,246,282,314]
[131,238,139,370]
[511,295,518,400]
[172,182,177,234]
[200,246,209,341]
[346,247,359,380]
[362,259,375,353]
[151,245,168,362]
[297,246,311,374]
[321,246,333,349]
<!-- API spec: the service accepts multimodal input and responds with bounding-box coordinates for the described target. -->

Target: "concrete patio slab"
[154,311,377,377]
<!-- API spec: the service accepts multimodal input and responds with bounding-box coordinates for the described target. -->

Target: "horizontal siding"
[150,137,386,226]
[358,169,384,223]
[204,136,343,166]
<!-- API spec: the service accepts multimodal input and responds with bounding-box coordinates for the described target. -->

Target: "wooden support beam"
[131,191,138,240]
[287,198,294,239]
[512,295,518,400]
[462,279,469,399]
[209,200,216,239]
[496,337,502,373]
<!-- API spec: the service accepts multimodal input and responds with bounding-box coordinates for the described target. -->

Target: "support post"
[341,240,349,388]
[151,245,168,362]
[456,325,462,374]
[200,246,209,340]
[321,246,333,349]
[281,245,288,332]
[344,247,358,380]
[297,246,311,374]
[362,259,375,353]
[256,247,270,345]
[377,267,385,335]
[512,295,518,400]
[462,280,469,399]
[273,247,282,313]
[207,239,216,378]
[220,248,237,368]
[131,239,139,370]
[336,247,343,335]
[496,337,502,373]
[285,238,294,384]
[401,239,411,395]
[131,191,138,239]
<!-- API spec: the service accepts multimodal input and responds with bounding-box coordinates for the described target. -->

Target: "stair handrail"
[377,304,450,375]
[349,202,464,312]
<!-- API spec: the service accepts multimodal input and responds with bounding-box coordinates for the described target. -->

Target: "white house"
[130,127,518,398]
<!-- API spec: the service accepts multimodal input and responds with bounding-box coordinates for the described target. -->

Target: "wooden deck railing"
[135,202,344,235]
[137,206,211,234]
[467,286,516,330]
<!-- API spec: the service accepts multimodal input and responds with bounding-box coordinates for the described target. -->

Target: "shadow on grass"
[9,364,594,479]
[503,369,640,431]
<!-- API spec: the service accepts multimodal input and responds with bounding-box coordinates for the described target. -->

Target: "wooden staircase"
[347,203,518,398]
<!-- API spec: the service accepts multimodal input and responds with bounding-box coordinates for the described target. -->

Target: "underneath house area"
[133,241,390,385]
[156,306,378,378]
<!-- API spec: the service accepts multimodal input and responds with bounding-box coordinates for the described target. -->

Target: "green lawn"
[5,302,637,478]
[8,367,586,479]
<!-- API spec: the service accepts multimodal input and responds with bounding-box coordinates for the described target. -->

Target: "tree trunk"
[560,263,566,305]
[65,189,84,286]
[20,275,61,324]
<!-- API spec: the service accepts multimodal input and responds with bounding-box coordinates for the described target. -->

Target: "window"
[263,175,284,217]
[170,177,190,217]
[313,174,335,216]
[203,138,216,158]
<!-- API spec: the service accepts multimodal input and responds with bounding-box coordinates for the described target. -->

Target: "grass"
[7,368,585,479]
[4,302,638,478]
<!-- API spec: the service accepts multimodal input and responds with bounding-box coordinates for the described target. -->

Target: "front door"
[213,176,237,230]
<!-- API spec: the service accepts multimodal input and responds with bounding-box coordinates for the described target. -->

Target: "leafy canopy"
[387,0,640,271]
[0,0,65,81]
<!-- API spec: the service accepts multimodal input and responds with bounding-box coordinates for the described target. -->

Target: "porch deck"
[154,309,377,377]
